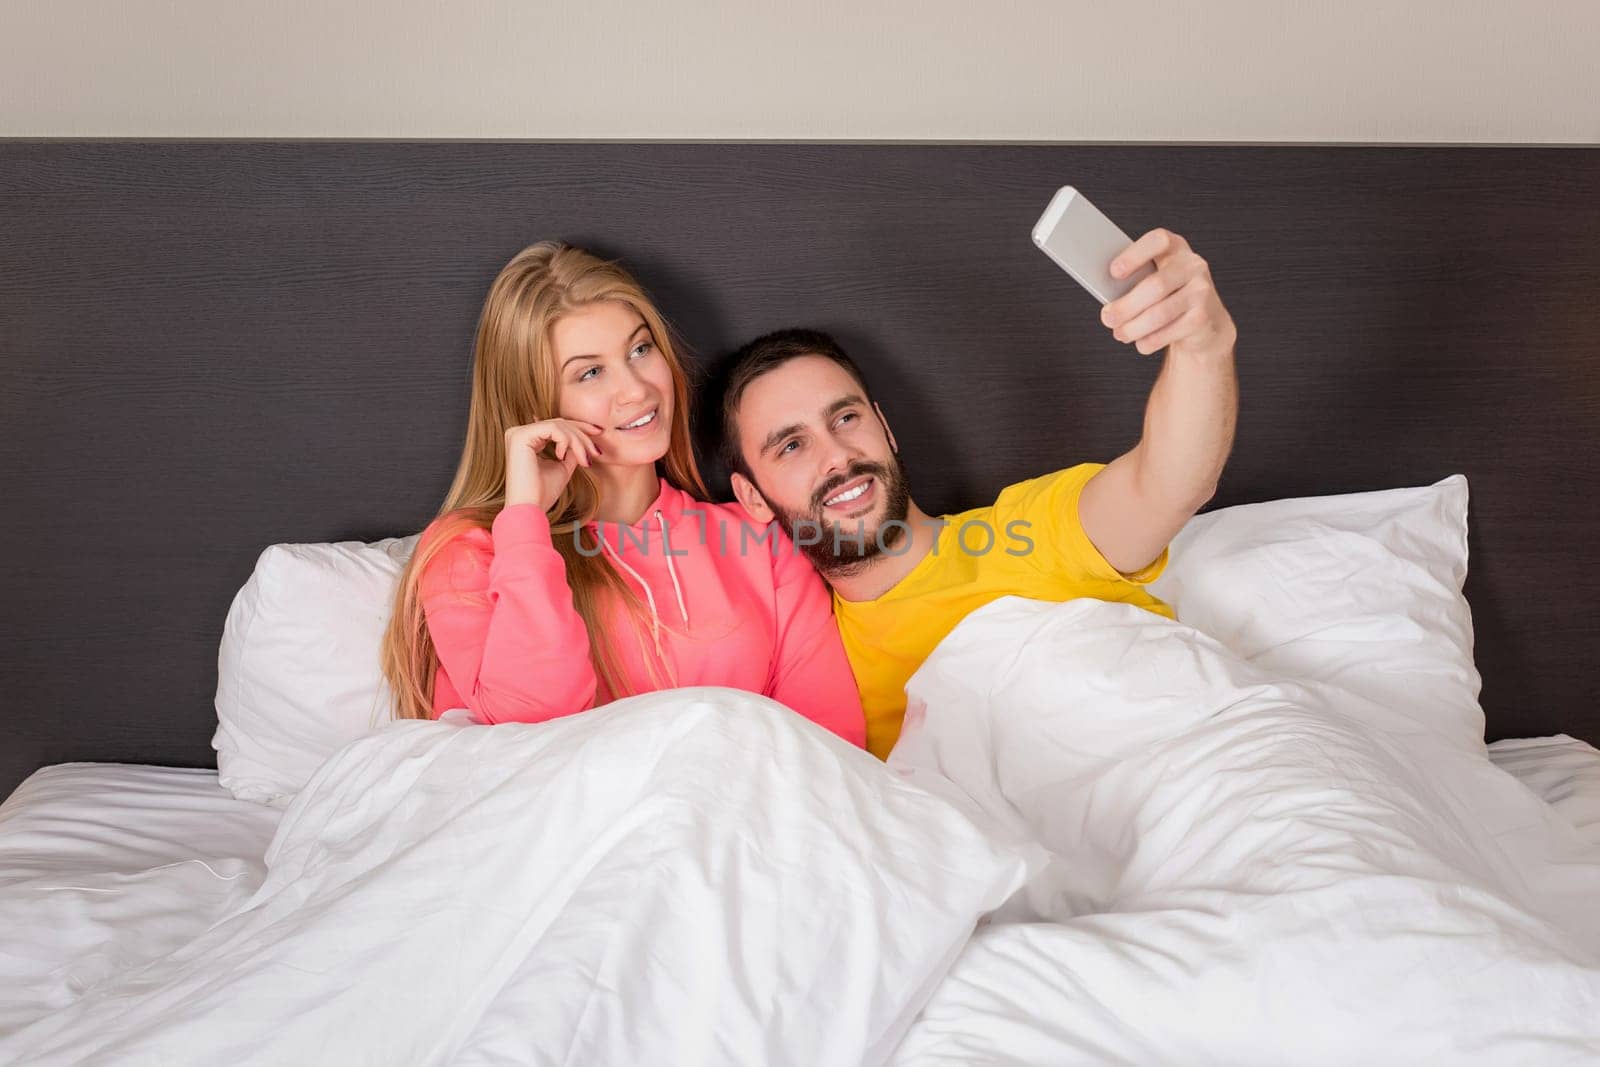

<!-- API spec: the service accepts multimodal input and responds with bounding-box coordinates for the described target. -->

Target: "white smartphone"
[1030,186,1152,305]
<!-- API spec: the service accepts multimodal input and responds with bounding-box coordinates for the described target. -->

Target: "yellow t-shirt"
[833,462,1176,760]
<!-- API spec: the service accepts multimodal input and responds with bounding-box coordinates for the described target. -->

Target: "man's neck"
[827,500,941,603]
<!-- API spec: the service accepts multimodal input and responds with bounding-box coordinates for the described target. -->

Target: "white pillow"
[212,476,1476,805]
[212,534,419,806]
[1145,473,1482,747]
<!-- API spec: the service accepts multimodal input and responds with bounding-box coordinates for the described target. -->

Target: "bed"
[4,699,1600,1062]
[3,141,1599,1063]
[0,763,281,1035]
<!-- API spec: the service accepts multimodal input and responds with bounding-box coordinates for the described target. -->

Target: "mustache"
[812,461,890,511]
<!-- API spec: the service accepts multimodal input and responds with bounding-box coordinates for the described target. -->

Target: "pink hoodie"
[418,477,866,748]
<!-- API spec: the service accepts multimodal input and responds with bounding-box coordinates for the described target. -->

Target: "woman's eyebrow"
[561,322,648,368]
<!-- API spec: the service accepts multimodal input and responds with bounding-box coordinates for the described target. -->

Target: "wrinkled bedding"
[3,598,1598,1065]
[0,689,1038,1066]
[887,597,1600,1064]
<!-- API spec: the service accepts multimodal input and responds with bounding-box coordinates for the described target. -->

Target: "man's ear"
[873,401,899,454]
[730,471,774,523]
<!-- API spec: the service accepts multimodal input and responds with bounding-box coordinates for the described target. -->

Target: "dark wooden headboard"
[3,141,1597,801]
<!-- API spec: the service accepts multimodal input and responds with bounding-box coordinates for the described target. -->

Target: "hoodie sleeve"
[419,504,598,724]
[764,529,868,748]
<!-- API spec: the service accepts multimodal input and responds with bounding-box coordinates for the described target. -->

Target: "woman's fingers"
[565,421,603,462]
[564,425,598,467]
[511,419,605,468]
[561,428,593,467]
[581,422,606,460]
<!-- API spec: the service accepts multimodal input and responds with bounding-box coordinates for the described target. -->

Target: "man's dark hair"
[714,328,874,480]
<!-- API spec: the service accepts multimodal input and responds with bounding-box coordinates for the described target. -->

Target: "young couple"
[381,236,1239,760]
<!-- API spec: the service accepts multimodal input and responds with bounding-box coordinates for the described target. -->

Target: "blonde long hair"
[381,241,707,720]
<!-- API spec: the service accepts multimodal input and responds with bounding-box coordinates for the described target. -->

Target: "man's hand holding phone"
[1100,227,1237,360]
[1032,186,1237,360]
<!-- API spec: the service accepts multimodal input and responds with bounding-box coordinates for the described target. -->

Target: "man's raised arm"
[1078,227,1239,576]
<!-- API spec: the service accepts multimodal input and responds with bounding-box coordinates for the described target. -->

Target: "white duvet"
[0,689,1040,1067]
[888,597,1600,1064]
[3,598,1598,1065]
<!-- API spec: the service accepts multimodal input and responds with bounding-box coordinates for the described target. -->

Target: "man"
[715,227,1239,760]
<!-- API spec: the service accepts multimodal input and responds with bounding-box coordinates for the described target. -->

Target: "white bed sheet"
[1487,733,1600,848]
[1,736,1597,1048]
[0,763,281,1035]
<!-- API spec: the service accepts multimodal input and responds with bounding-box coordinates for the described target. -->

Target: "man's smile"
[822,475,876,514]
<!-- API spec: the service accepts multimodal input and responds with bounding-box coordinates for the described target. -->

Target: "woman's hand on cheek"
[503,419,606,509]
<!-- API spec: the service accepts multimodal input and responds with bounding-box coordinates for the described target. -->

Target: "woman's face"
[550,300,675,469]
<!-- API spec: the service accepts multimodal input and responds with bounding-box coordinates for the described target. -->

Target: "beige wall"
[2,0,1595,142]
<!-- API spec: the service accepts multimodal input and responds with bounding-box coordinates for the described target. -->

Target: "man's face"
[731,355,911,574]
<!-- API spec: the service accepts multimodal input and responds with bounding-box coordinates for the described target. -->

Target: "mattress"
[0,763,281,1034]
[2,736,1597,1041]
[1483,733,1600,847]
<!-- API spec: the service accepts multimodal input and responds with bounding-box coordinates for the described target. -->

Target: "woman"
[379,241,865,747]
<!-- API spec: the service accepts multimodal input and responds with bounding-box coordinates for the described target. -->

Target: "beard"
[765,454,913,577]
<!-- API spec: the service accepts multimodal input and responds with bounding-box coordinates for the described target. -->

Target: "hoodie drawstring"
[597,509,687,685]
[655,509,689,627]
